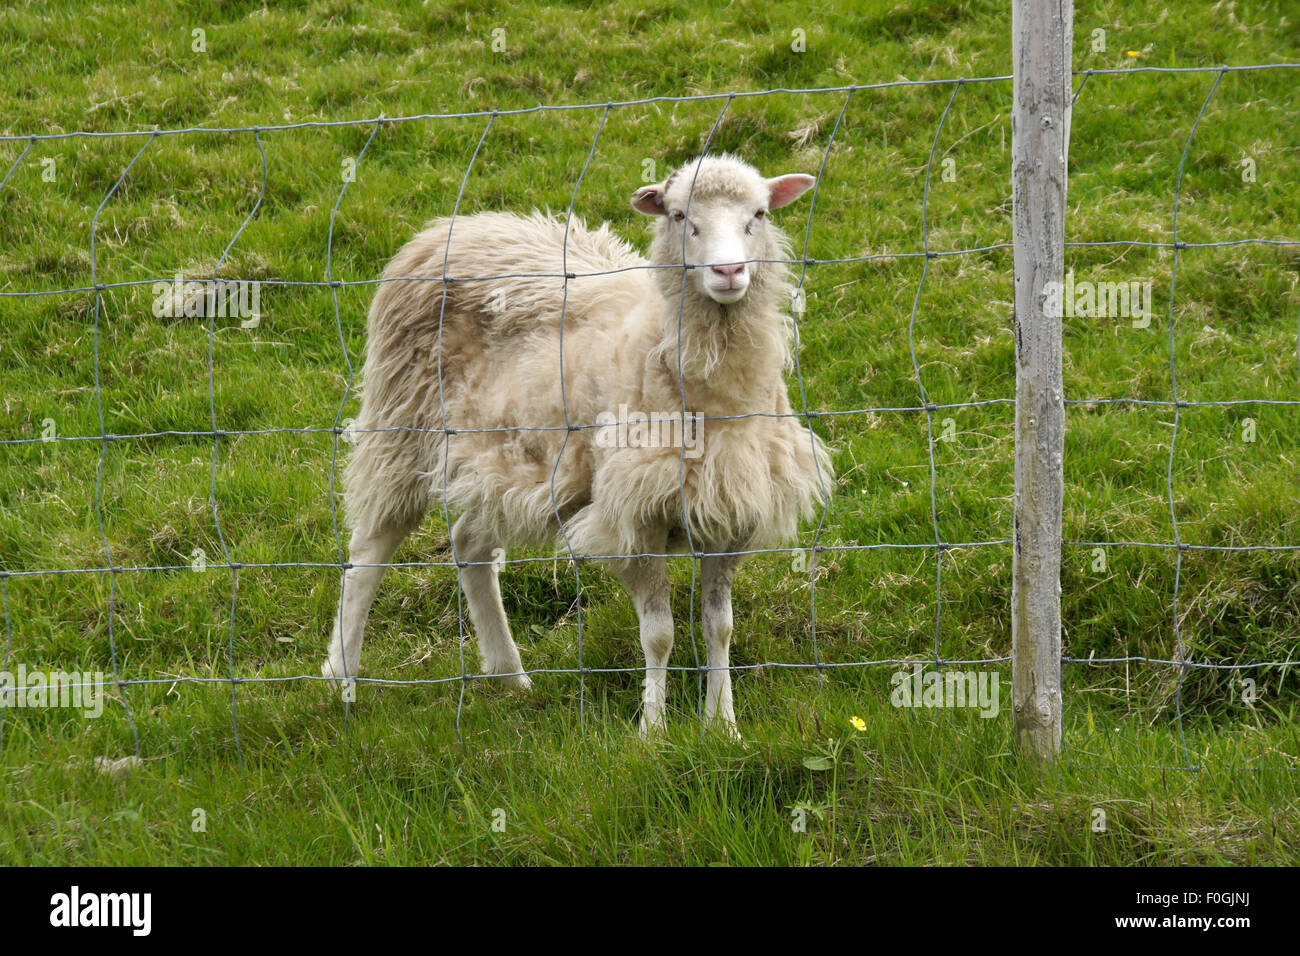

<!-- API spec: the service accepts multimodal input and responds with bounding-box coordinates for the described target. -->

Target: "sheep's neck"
[653,301,789,416]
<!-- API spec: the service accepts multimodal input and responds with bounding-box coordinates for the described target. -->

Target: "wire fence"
[1,63,1298,770]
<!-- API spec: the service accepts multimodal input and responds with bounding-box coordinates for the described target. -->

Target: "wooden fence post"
[1011,0,1072,759]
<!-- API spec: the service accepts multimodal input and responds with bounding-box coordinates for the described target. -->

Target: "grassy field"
[1,0,1298,865]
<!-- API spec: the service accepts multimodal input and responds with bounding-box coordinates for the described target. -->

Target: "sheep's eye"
[755,209,767,219]
[672,211,685,222]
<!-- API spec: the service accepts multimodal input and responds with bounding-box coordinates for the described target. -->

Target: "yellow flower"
[1126,50,1140,58]
[849,716,867,732]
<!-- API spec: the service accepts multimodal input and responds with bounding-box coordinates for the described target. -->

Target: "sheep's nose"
[710,263,746,278]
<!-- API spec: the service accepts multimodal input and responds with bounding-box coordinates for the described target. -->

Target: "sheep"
[323,153,833,734]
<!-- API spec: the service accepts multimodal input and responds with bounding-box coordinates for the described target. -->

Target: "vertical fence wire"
[1166,69,1228,768]
[89,132,157,757]
[555,104,613,731]
[326,117,385,735]
[678,95,738,721]
[206,128,268,765]
[791,87,855,687]
[914,82,965,669]
[0,140,27,754]
[437,113,496,740]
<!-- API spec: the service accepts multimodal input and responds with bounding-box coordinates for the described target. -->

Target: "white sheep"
[323,153,833,734]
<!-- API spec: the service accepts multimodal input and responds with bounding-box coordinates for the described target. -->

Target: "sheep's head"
[633,154,815,306]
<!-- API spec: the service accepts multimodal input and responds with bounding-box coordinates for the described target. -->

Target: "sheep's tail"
[342,268,451,537]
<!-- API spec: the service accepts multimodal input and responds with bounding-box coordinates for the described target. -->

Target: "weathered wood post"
[1011,0,1071,759]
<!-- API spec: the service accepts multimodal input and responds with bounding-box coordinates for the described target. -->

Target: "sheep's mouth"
[704,281,749,304]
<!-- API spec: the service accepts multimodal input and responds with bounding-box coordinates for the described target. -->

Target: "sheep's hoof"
[482,665,532,692]
[499,671,533,692]
[705,720,742,743]
[319,660,356,696]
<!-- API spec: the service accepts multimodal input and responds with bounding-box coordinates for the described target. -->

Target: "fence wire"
[1,64,1298,771]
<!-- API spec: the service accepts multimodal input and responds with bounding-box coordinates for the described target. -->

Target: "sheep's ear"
[632,184,668,216]
[766,174,817,209]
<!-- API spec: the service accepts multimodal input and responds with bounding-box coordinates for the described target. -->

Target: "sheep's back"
[355,211,658,536]
[390,211,648,337]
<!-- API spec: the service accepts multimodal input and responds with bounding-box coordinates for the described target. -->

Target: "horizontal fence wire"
[0,64,1298,771]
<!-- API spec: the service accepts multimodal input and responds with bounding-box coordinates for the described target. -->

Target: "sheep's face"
[633,156,815,306]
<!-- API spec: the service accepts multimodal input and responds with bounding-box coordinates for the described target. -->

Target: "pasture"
[0,0,1298,864]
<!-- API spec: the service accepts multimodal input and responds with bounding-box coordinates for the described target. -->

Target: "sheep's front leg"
[702,552,743,736]
[617,557,673,734]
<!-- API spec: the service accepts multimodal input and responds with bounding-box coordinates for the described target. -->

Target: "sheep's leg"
[451,515,530,690]
[702,552,743,736]
[616,557,674,735]
[323,520,416,692]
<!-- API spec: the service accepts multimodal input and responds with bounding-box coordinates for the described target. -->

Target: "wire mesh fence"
[1,63,1297,769]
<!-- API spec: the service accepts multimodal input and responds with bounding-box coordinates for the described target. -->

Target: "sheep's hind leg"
[615,556,674,735]
[323,519,418,694]
[451,515,531,690]
[702,552,743,738]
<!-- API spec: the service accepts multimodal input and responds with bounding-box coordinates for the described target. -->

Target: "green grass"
[0,0,1298,865]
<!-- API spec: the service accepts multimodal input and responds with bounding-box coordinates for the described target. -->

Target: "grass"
[0,0,1298,865]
